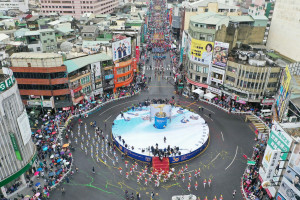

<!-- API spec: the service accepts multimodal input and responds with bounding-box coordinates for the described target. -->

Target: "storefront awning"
[192,88,204,95]
[204,93,216,100]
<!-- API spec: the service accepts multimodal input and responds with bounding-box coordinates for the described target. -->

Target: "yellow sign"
[189,38,214,65]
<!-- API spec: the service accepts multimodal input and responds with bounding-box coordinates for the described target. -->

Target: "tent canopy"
[204,92,216,100]
[192,88,204,95]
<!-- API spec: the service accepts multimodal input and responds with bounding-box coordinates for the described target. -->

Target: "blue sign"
[105,74,114,80]
[154,116,167,129]
[113,136,209,164]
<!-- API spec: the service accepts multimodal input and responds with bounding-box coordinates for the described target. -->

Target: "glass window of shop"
[80,76,90,85]
[117,65,131,74]
[117,74,131,83]
[13,72,67,79]
[81,86,91,94]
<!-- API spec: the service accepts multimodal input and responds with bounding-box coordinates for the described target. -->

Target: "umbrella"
[79,104,83,107]
[64,162,70,165]
[55,154,59,157]
[39,135,43,138]
[62,143,69,148]
[52,131,57,135]
[48,172,54,177]
[56,169,63,175]
[43,147,48,151]
[25,195,31,198]
[59,111,62,113]
[50,155,54,159]
[50,138,54,141]
[34,171,39,176]
[35,182,41,187]
[45,136,50,139]
[37,168,43,172]
[37,129,41,133]
[35,192,40,197]
[92,101,96,103]
[60,151,65,155]
[57,159,62,163]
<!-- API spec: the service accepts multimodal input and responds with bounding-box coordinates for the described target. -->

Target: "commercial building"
[64,53,112,104]
[266,0,300,62]
[0,0,29,12]
[0,68,36,198]
[40,0,118,19]
[222,49,281,102]
[184,12,268,95]
[114,58,137,92]
[10,53,72,109]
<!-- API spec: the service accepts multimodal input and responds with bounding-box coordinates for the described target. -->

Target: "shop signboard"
[212,41,229,68]
[276,66,291,121]
[10,133,22,161]
[189,38,214,65]
[0,75,15,92]
[112,37,132,61]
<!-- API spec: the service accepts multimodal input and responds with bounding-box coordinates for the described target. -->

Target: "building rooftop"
[229,15,254,22]
[64,53,112,73]
[27,15,39,22]
[55,27,74,35]
[251,15,268,20]
[189,12,229,25]
[39,29,55,32]
[10,52,62,59]
[81,26,98,33]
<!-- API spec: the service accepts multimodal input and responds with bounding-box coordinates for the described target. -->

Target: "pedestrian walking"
[61,187,65,194]
[92,166,95,174]
[232,190,236,199]
[151,191,155,199]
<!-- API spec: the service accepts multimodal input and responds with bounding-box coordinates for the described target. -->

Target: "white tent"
[192,88,204,95]
[204,93,216,100]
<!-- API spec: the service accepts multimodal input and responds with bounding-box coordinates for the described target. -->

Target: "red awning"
[186,77,208,88]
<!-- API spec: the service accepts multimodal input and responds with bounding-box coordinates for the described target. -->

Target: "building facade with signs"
[113,58,137,92]
[0,68,36,197]
[64,53,112,104]
[10,53,72,108]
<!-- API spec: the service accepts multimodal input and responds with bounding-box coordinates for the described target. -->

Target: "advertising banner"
[136,46,140,63]
[212,41,229,68]
[112,37,131,61]
[279,167,300,198]
[92,62,101,77]
[10,133,22,161]
[276,66,291,121]
[0,75,15,92]
[189,38,214,65]
[17,110,32,145]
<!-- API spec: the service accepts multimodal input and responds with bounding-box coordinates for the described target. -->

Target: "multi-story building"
[180,0,241,37]
[185,12,268,94]
[10,53,72,109]
[0,0,29,12]
[64,53,112,104]
[0,68,36,198]
[23,29,57,53]
[40,0,118,19]
[266,0,300,62]
[114,57,137,93]
[223,50,282,102]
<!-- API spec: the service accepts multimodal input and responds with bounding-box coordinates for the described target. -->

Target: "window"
[43,40,47,43]
[202,77,207,83]
[240,80,243,87]
[200,34,205,40]
[42,33,45,36]
[51,39,54,42]
[207,35,212,42]
[227,66,237,72]
[226,75,235,82]
[195,75,200,82]
[37,47,41,51]
[269,72,279,78]
[203,67,208,73]
[267,82,277,88]
[205,8,208,12]
[261,73,264,79]
[196,66,202,72]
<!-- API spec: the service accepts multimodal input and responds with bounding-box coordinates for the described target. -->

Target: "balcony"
[69,72,91,82]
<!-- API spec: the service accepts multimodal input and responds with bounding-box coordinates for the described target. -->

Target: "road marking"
[98,100,139,116]
[210,153,220,163]
[186,102,196,107]
[225,146,238,170]
[104,115,112,122]
[220,131,224,141]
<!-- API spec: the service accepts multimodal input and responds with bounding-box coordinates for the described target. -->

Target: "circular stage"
[112,106,209,163]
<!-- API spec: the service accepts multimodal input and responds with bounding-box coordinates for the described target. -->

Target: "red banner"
[73,86,82,93]
[136,46,140,63]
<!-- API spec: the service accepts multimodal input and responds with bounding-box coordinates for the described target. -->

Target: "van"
[260,109,272,117]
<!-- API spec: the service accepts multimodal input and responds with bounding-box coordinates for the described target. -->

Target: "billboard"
[276,66,291,121]
[112,37,131,61]
[189,38,214,65]
[92,62,101,77]
[212,41,229,68]
[17,110,32,145]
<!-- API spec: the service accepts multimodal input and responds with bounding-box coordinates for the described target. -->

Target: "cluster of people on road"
[242,140,268,199]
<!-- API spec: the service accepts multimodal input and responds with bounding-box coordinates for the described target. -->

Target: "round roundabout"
[112,105,209,164]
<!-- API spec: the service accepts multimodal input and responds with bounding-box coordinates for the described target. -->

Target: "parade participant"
[185,164,188,171]
[182,174,185,183]
[219,195,223,200]
[125,160,128,168]
[137,175,140,183]
[213,196,217,200]
[126,172,129,179]
[194,170,198,178]
[203,179,207,188]
[187,182,191,191]
[195,181,198,190]
[119,167,122,175]
[188,173,192,182]
[173,174,177,181]
[130,167,133,175]
[208,178,212,187]
[144,178,148,185]
[198,168,201,177]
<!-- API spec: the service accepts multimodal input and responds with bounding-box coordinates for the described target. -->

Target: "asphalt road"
[50,56,255,200]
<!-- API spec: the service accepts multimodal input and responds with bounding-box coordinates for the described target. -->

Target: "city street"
[49,48,256,199]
